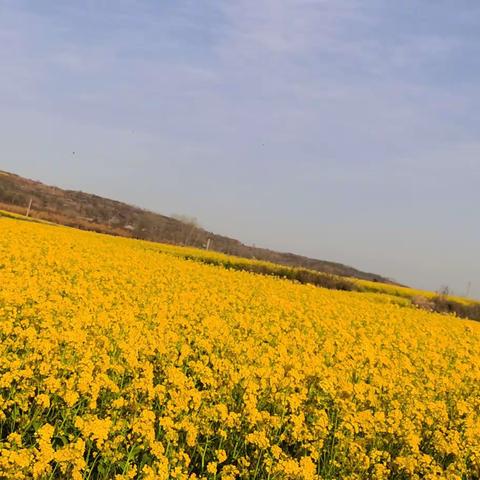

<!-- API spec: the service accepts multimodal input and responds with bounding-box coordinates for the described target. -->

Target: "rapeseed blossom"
[1,217,480,478]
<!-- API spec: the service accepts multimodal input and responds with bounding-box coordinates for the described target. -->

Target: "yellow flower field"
[2,217,480,479]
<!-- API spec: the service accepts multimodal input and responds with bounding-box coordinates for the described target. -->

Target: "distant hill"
[0,170,396,284]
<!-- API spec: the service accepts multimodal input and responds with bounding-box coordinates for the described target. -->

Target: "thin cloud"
[0,0,479,297]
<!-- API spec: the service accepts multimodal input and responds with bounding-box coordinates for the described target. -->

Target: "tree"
[171,214,201,245]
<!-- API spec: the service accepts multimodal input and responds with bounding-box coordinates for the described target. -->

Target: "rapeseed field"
[1,217,480,479]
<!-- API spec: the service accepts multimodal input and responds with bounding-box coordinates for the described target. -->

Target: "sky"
[1,0,479,298]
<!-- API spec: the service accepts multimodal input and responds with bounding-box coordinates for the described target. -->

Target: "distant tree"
[133,216,154,240]
[171,214,201,245]
[171,214,200,228]
[438,285,451,298]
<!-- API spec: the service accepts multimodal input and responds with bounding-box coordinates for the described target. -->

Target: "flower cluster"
[1,217,480,479]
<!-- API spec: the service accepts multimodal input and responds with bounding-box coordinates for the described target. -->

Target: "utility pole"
[25,198,32,217]
[206,238,211,251]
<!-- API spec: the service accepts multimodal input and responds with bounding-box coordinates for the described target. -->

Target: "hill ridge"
[0,169,395,284]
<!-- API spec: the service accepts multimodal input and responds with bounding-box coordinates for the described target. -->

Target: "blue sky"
[1,0,479,298]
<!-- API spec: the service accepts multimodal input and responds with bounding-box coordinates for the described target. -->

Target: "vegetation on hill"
[0,170,393,283]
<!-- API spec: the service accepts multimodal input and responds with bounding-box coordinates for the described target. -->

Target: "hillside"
[0,169,394,284]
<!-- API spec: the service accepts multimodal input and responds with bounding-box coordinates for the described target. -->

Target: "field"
[2,217,480,479]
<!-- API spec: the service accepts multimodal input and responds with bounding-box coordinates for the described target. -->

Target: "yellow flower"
[216,449,227,464]
[2,214,480,479]
[206,461,218,474]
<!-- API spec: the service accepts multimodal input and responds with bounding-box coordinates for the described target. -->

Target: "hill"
[0,169,394,284]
